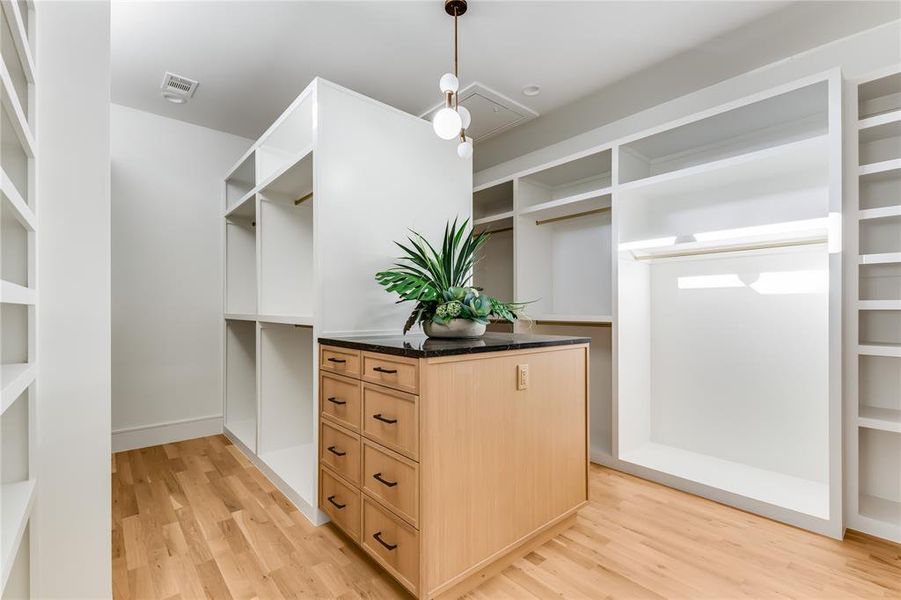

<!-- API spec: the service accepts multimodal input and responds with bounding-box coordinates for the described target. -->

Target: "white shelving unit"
[474,71,846,538]
[847,68,901,544]
[0,0,36,594]
[221,78,470,524]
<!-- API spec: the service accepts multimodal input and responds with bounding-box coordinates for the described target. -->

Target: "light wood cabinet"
[318,337,589,598]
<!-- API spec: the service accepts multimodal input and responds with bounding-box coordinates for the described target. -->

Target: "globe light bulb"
[433,107,462,140]
[439,73,459,93]
[457,136,473,159]
[457,105,471,129]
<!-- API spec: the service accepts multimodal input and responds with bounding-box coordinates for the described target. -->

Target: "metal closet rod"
[475,226,514,236]
[536,206,610,226]
[294,192,313,206]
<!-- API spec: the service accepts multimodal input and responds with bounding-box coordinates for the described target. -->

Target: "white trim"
[111,414,223,453]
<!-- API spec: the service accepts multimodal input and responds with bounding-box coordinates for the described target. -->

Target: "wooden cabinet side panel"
[419,346,588,593]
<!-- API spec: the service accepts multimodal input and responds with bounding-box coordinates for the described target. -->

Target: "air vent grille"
[160,72,199,99]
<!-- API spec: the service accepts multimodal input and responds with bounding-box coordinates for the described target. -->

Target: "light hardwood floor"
[112,435,901,599]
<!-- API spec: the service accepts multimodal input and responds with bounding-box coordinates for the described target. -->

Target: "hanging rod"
[632,237,826,261]
[475,226,513,236]
[294,192,313,206]
[536,206,610,226]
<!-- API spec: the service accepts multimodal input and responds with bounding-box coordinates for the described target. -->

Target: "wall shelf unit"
[1,0,36,593]
[221,78,470,525]
[847,68,901,544]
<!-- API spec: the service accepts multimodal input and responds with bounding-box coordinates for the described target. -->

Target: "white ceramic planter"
[423,319,487,339]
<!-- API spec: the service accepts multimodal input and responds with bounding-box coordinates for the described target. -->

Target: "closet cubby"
[224,210,256,317]
[858,428,901,529]
[224,320,257,451]
[258,323,314,505]
[619,81,827,185]
[257,91,314,183]
[1,388,35,593]
[1,105,29,204]
[258,150,313,320]
[1,7,29,128]
[225,151,255,212]
[473,181,513,223]
[858,71,901,120]
[519,149,611,206]
[2,195,28,288]
[858,356,901,428]
[474,217,513,303]
[859,169,901,212]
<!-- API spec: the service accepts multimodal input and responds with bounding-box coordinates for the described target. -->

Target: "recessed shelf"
[1,479,36,591]
[1,363,34,415]
[473,210,514,226]
[520,149,612,205]
[0,280,34,305]
[859,159,901,177]
[858,300,901,310]
[224,190,255,219]
[473,181,513,220]
[858,406,901,433]
[620,442,829,519]
[859,72,901,120]
[859,343,901,358]
[859,253,901,265]
[858,110,901,142]
[520,188,611,223]
[859,205,901,221]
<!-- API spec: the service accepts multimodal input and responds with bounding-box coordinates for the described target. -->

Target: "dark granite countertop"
[318,332,590,358]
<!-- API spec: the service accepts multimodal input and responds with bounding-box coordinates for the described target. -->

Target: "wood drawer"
[320,372,362,432]
[362,352,419,394]
[320,346,361,378]
[362,383,419,459]
[320,467,361,542]
[362,440,419,527]
[362,496,419,595]
[320,420,361,486]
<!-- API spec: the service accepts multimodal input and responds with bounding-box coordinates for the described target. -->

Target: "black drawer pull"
[373,531,397,551]
[327,445,346,457]
[327,357,347,364]
[372,413,397,424]
[327,495,346,509]
[373,472,398,487]
[326,397,346,405]
[372,366,397,374]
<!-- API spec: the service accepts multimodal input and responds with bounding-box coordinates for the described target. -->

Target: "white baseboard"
[112,414,223,453]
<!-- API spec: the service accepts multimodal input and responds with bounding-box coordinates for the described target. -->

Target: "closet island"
[316,333,590,599]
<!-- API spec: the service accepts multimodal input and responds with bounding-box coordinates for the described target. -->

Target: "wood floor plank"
[112,435,901,600]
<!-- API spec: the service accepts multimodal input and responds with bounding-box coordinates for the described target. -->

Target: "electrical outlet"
[517,364,529,390]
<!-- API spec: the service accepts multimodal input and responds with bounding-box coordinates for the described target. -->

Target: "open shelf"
[1,478,35,591]
[258,92,314,182]
[858,406,901,433]
[860,158,901,177]
[859,252,901,265]
[859,300,901,310]
[0,280,34,304]
[859,71,901,120]
[0,59,34,160]
[860,206,901,220]
[517,207,611,318]
[473,210,513,227]
[258,323,314,505]
[224,212,256,315]
[259,151,314,318]
[520,189,611,224]
[1,362,33,415]
[1,303,28,366]
[621,442,829,518]
[1,105,29,207]
[619,81,827,184]
[225,151,255,210]
[0,7,30,135]
[858,428,901,537]
[859,110,901,168]
[1,166,34,229]
[860,310,901,349]
[257,314,314,326]
[224,313,256,322]
[224,320,256,452]
[0,1,34,85]
[860,262,901,302]
[860,161,901,211]
[860,213,901,257]
[2,195,29,292]
[473,180,513,221]
[859,343,901,358]
[474,223,513,304]
[519,149,611,209]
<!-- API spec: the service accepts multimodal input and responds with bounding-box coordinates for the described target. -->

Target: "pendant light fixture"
[433,0,472,158]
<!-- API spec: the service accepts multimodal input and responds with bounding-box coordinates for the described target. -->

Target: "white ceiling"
[111,1,795,141]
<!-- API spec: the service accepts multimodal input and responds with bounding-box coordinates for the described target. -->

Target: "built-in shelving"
[473,180,513,222]
[1,478,35,590]
[1,362,34,415]
[225,150,255,211]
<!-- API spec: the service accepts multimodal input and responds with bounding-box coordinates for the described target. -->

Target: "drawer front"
[320,372,362,431]
[320,421,361,486]
[361,352,419,394]
[362,384,419,459]
[320,467,361,542]
[320,346,361,378]
[362,440,419,526]
[362,496,419,594]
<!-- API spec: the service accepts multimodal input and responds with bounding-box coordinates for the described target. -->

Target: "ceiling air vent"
[420,82,538,142]
[160,72,199,104]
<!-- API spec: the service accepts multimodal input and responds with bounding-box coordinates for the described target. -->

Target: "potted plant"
[375,218,527,338]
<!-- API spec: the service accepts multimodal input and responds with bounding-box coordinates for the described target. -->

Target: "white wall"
[111,104,252,450]
[35,1,111,597]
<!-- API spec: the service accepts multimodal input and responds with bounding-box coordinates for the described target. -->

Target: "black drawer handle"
[372,413,397,424]
[327,445,346,457]
[372,366,397,374]
[327,357,347,364]
[373,472,398,487]
[327,495,346,509]
[327,397,346,405]
[373,531,397,551]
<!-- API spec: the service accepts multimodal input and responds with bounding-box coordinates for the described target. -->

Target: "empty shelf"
[859,253,901,265]
[224,190,256,219]
[860,159,901,177]
[473,211,514,226]
[858,110,901,143]
[858,300,901,310]
[0,167,35,231]
[529,313,613,325]
[1,363,34,415]
[520,188,612,222]
[858,494,901,533]
[621,442,829,518]
[258,146,313,198]
[1,479,36,591]
[257,314,314,326]
[859,206,901,221]
[858,407,901,433]
[224,313,257,322]
[0,281,36,305]
[859,343,901,358]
